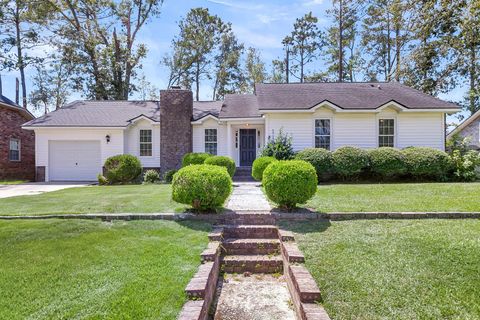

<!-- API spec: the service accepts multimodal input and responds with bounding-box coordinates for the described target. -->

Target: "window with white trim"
[205,129,217,155]
[315,119,331,150]
[379,119,395,147]
[9,138,20,161]
[139,129,152,156]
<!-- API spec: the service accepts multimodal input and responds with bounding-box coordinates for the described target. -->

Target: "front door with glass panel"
[239,129,256,166]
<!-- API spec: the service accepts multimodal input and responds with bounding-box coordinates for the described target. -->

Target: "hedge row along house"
[22,82,460,182]
[0,94,35,181]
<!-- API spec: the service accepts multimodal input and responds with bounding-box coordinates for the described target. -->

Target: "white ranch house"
[23,82,460,182]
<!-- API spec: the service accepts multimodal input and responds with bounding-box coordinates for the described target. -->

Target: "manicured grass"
[0,184,188,215]
[283,220,480,320]
[307,182,480,212]
[0,219,210,319]
[0,180,28,185]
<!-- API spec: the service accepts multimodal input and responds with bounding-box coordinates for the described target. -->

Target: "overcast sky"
[0,0,465,121]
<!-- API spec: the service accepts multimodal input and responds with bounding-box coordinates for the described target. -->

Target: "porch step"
[223,238,280,255]
[222,254,283,273]
[223,225,278,239]
[233,166,255,182]
[226,212,276,225]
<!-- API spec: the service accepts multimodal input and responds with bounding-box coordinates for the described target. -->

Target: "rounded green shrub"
[332,146,369,178]
[97,174,108,186]
[252,156,278,181]
[143,169,160,184]
[172,164,232,211]
[204,156,236,177]
[263,160,317,209]
[369,147,406,178]
[295,148,333,181]
[182,152,212,167]
[163,169,177,183]
[402,147,452,180]
[104,154,142,184]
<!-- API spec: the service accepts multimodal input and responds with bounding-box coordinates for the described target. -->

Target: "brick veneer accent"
[0,106,35,181]
[160,89,193,172]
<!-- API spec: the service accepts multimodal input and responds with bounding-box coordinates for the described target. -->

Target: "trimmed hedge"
[263,160,317,209]
[369,147,406,178]
[163,169,177,183]
[295,148,333,181]
[402,147,452,180]
[182,152,212,167]
[332,146,369,178]
[104,154,142,184]
[204,156,236,177]
[252,156,278,181]
[172,164,232,211]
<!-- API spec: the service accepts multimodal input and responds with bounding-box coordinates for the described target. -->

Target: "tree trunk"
[469,45,476,114]
[15,2,27,108]
[300,47,304,83]
[195,62,200,101]
[338,0,344,82]
[386,9,392,81]
[285,47,290,83]
[395,25,401,81]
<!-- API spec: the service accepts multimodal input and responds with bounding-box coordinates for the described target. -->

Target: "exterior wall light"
[106,135,111,143]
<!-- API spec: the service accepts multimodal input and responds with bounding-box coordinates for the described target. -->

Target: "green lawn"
[283,220,480,320]
[0,219,210,319]
[307,182,480,212]
[0,184,188,215]
[0,180,28,185]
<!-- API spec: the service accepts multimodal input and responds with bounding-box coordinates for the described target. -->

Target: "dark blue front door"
[240,129,256,166]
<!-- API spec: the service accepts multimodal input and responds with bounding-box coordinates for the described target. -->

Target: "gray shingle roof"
[255,82,460,110]
[24,100,160,127]
[220,94,260,118]
[193,101,223,120]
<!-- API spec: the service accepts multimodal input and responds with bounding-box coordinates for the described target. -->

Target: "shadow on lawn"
[176,220,213,233]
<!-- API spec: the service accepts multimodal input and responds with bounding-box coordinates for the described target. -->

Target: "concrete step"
[225,212,276,225]
[222,254,283,273]
[223,238,280,255]
[232,176,256,182]
[223,225,278,239]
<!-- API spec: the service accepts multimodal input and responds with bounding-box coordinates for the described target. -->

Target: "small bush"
[332,146,369,178]
[104,154,142,184]
[450,150,480,181]
[261,129,295,160]
[402,147,452,180]
[252,156,278,181]
[143,169,160,184]
[97,174,108,185]
[368,147,406,178]
[172,164,232,211]
[295,148,333,181]
[163,169,177,183]
[182,152,212,167]
[204,156,236,177]
[263,160,317,209]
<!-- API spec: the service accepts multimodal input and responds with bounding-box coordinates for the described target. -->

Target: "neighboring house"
[23,82,460,182]
[447,109,480,150]
[0,94,35,181]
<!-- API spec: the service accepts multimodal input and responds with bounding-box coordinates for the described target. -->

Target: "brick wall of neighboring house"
[160,89,193,172]
[0,107,35,180]
[458,117,480,149]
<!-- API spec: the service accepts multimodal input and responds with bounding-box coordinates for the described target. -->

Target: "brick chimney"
[160,88,193,172]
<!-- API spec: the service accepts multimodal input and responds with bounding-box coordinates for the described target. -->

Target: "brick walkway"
[226,182,271,211]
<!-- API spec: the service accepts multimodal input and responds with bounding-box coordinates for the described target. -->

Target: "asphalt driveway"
[0,182,91,199]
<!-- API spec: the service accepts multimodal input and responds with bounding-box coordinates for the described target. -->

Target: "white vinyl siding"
[192,118,228,156]
[264,107,446,151]
[124,119,160,167]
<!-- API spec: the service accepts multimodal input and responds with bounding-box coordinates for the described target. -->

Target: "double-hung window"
[315,119,331,150]
[9,138,20,161]
[139,129,152,156]
[378,119,395,147]
[205,129,217,155]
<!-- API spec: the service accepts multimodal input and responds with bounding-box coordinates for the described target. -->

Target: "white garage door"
[49,141,101,181]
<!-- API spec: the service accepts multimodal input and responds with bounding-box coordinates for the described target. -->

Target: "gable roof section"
[193,101,223,121]
[255,82,460,111]
[23,100,160,127]
[0,94,35,120]
[447,109,480,138]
